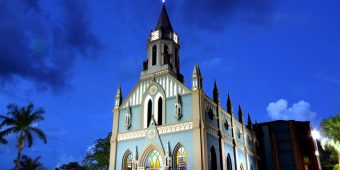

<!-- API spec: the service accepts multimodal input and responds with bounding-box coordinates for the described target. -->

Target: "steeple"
[155,4,173,35]
[141,3,182,82]
[247,112,253,130]
[192,65,203,90]
[238,105,244,124]
[213,80,220,104]
[227,93,233,115]
[114,85,122,109]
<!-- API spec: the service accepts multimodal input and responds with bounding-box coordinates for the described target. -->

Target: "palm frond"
[25,129,33,147]
[29,127,47,144]
[0,131,8,144]
[0,115,16,127]
[1,127,17,136]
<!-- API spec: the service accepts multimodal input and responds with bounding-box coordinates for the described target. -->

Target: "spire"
[238,105,244,124]
[213,80,220,104]
[114,85,122,109]
[192,65,203,90]
[247,112,253,130]
[192,65,200,77]
[155,3,173,33]
[175,93,181,104]
[227,93,233,115]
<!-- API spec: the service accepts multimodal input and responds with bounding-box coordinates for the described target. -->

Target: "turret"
[192,65,203,90]
[238,105,244,124]
[114,85,122,109]
[213,80,220,104]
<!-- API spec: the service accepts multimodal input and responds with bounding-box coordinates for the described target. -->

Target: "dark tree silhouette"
[19,155,45,170]
[0,103,47,170]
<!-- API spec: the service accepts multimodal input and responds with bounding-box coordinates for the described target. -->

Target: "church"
[109,3,258,170]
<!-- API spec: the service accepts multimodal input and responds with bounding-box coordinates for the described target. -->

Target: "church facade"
[109,3,258,170]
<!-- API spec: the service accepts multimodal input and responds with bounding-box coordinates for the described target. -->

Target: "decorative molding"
[207,124,219,138]
[158,121,192,134]
[117,122,193,141]
[118,130,148,141]
[222,133,234,145]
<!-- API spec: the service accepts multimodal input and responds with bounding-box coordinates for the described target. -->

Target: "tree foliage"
[57,162,84,170]
[322,114,340,141]
[0,128,8,144]
[82,133,111,170]
[321,114,340,169]
[19,155,45,170]
[0,103,47,170]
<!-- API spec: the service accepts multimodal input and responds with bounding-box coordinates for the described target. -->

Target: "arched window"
[157,98,163,125]
[147,100,152,127]
[240,163,244,170]
[174,145,187,170]
[145,149,163,170]
[123,150,133,170]
[164,44,168,54]
[227,153,232,170]
[210,146,217,170]
[152,45,157,66]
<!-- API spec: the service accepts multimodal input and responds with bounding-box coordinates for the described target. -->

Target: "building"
[109,3,258,170]
[254,120,321,170]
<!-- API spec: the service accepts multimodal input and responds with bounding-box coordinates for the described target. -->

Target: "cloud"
[0,0,101,93]
[178,0,277,31]
[266,99,316,121]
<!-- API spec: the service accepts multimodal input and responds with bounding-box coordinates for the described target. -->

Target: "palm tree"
[0,130,8,144]
[19,155,45,170]
[0,124,8,144]
[0,103,47,170]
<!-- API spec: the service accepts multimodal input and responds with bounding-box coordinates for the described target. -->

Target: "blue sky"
[0,0,339,169]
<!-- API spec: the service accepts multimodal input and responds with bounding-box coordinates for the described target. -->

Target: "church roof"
[155,4,173,32]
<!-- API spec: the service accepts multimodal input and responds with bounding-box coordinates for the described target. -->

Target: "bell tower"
[141,3,183,82]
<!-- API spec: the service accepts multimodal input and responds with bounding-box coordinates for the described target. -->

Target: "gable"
[120,74,191,108]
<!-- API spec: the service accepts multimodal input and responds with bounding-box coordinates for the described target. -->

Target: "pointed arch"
[157,97,163,125]
[164,44,169,54]
[147,100,152,127]
[143,95,153,128]
[226,153,232,170]
[152,45,157,65]
[138,144,165,169]
[122,150,133,170]
[173,143,188,170]
[210,146,217,170]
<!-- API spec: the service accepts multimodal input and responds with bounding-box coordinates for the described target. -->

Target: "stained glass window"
[176,146,187,170]
[145,149,163,170]
[124,151,133,170]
